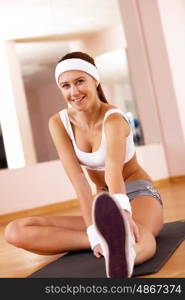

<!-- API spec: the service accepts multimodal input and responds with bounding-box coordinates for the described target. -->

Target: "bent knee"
[4,217,35,248]
[135,224,157,264]
[134,214,163,237]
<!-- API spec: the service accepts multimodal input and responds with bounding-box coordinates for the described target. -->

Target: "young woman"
[4,51,163,278]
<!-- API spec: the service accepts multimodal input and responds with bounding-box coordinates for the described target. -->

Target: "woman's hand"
[124,210,140,243]
[93,244,104,258]
[93,211,140,259]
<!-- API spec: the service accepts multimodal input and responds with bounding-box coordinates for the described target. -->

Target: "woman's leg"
[130,195,164,264]
[4,215,90,255]
[4,196,163,263]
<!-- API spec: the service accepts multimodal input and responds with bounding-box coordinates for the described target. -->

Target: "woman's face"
[58,70,99,110]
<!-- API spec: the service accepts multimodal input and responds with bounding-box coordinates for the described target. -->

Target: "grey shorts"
[101,179,163,207]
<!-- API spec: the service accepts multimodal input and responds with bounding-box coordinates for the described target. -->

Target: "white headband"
[55,58,100,86]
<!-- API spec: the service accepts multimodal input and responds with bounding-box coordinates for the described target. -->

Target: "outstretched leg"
[93,192,163,277]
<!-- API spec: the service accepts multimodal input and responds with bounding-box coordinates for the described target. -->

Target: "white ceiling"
[0,0,122,39]
[0,0,128,87]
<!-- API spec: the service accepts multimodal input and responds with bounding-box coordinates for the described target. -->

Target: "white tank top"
[59,108,136,171]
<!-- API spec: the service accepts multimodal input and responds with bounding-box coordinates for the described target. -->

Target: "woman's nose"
[70,84,79,96]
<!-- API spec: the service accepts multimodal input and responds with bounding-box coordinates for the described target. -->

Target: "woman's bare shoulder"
[103,106,130,136]
[48,111,68,134]
[48,112,61,127]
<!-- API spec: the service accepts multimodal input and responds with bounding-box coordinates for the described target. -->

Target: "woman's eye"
[61,84,70,88]
[77,79,84,84]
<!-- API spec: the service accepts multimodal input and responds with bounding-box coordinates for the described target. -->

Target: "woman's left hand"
[93,211,139,259]
[93,243,104,258]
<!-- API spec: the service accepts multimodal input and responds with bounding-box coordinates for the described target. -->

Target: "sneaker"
[92,192,136,278]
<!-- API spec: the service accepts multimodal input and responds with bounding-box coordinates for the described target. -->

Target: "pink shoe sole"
[93,192,129,278]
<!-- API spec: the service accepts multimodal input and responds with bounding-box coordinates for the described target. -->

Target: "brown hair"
[57,51,108,103]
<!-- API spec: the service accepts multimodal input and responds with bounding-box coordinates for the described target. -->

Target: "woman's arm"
[48,114,93,227]
[102,113,140,243]
[104,113,129,194]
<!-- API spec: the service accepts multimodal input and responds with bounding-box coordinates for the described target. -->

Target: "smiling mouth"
[72,96,85,103]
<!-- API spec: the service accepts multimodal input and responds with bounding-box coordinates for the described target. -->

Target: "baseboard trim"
[1,175,185,225]
[169,175,185,183]
[154,175,185,187]
[0,199,79,225]
[153,178,171,187]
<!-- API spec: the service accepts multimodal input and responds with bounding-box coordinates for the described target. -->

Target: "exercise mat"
[28,220,185,277]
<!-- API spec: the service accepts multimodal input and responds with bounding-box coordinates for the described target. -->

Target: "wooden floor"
[0,180,185,278]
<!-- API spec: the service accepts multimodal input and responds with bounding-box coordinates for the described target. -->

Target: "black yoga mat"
[28,220,185,278]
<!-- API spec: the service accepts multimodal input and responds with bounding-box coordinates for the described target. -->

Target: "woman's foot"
[92,192,136,278]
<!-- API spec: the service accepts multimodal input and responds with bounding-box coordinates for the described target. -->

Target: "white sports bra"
[59,108,135,171]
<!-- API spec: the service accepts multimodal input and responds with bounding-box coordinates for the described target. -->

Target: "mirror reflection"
[0,0,144,171]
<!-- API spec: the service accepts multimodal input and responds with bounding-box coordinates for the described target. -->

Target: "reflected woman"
[5,51,163,278]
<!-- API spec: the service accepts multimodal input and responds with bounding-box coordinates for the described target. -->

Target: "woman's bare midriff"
[86,154,153,191]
